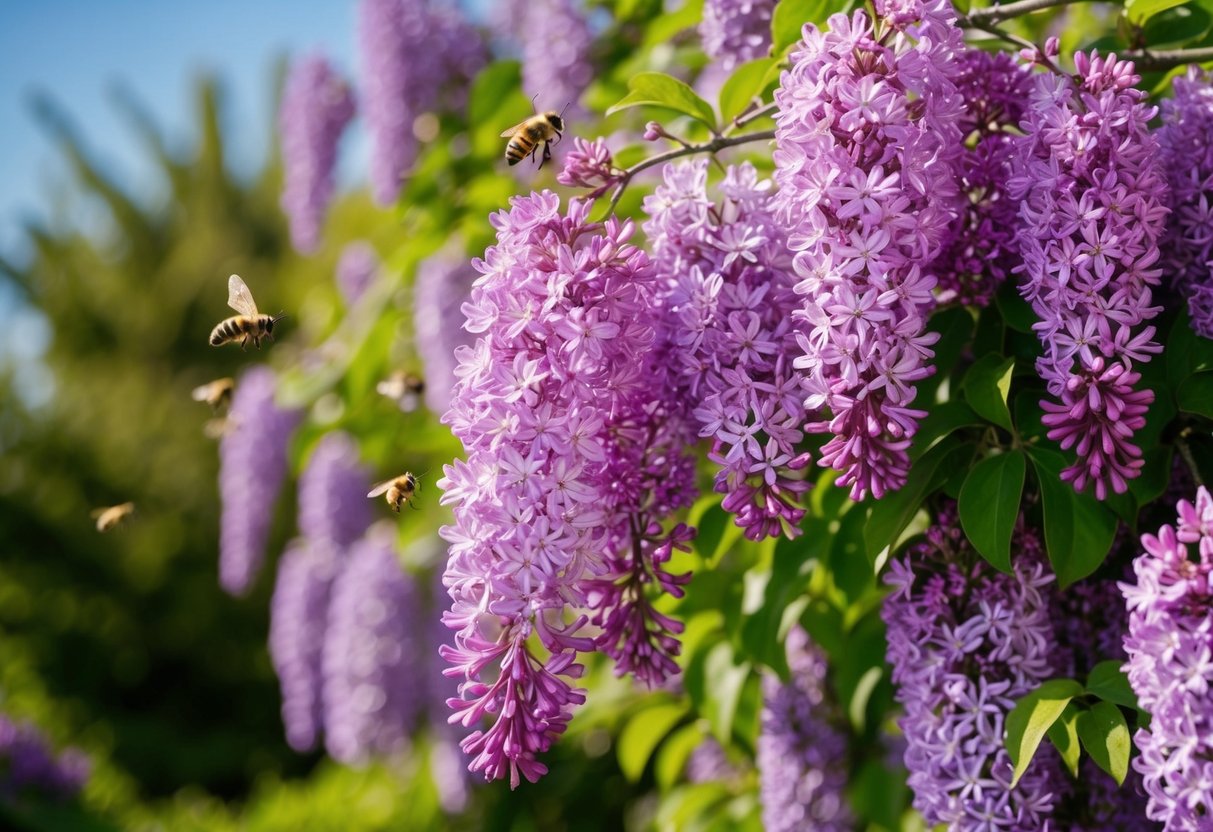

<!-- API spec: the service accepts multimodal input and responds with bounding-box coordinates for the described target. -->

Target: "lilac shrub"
[700,0,778,71]
[1009,51,1169,500]
[279,54,355,254]
[439,192,696,786]
[773,1,965,501]
[883,510,1062,830]
[0,716,89,801]
[644,160,810,539]
[1123,486,1213,830]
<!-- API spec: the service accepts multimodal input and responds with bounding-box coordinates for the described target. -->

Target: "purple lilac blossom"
[0,716,89,801]
[439,191,697,786]
[772,1,966,501]
[644,160,811,539]
[322,527,423,764]
[685,737,739,784]
[298,432,374,552]
[556,137,619,191]
[883,509,1062,830]
[413,247,477,414]
[1008,51,1169,500]
[513,0,593,118]
[1159,68,1213,338]
[1122,486,1213,830]
[700,0,778,71]
[757,626,852,831]
[931,49,1031,307]
[269,540,337,752]
[278,55,355,254]
[336,242,380,307]
[219,367,301,596]
[358,0,486,205]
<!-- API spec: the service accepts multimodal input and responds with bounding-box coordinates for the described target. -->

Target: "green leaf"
[958,451,1026,574]
[1047,704,1082,778]
[962,354,1015,431]
[864,436,962,563]
[996,281,1038,334]
[1029,448,1118,588]
[655,723,709,789]
[606,72,718,130]
[918,307,975,405]
[848,666,883,732]
[1086,661,1140,712]
[1077,701,1131,785]
[1177,372,1213,419]
[703,642,751,743]
[772,0,829,51]
[1126,0,1190,24]
[911,400,980,461]
[618,702,688,782]
[1141,3,1213,48]
[740,535,815,677]
[1006,679,1084,786]
[719,57,776,123]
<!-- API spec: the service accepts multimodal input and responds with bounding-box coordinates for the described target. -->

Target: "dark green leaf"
[962,354,1015,431]
[1047,704,1082,778]
[1077,701,1131,785]
[1177,372,1213,419]
[617,702,688,781]
[1086,661,1140,712]
[1142,3,1213,48]
[996,281,1038,333]
[740,534,816,677]
[1130,447,1175,509]
[959,451,1026,574]
[830,503,875,603]
[1167,309,1213,386]
[1029,448,1118,588]
[606,72,718,129]
[1006,678,1084,786]
[911,400,979,461]
[719,57,776,122]
[847,758,910,829]
[918,307,975,405]
[864,436,961,563]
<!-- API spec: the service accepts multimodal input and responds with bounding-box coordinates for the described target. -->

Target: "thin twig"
[962,0,1085,25]
[1177,429,1206,488]
[1123,46,1213,71]
[604,129,777,216]
[729,102,778,134]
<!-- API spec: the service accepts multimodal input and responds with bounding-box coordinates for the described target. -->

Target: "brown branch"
[962,0,1086,25]
[1123,46,1213,71]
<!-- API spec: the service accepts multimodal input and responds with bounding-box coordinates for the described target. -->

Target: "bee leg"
[240,334,249,351]
[539,142,552,170]
[408,500,420,512]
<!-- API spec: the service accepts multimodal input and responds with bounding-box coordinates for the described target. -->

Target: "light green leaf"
[1125,0,1189,24]
[772,0,836,52]
[618,702,688,782]
[719,57,776,123]
[655,723,709,789]
[962,354,1015,431]
[1006,678,1084,786]
[1077,701,1131,785]
[1047,704,1082,778]
[703,642,751,743]
[958,451,1025,574]
[606,72,718,130]
[848,667,883,732]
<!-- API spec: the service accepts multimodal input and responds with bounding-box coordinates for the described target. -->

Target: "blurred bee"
[191,377,235,414]
[501,102,567,169]
[367,473,420,513]
[203,417,234,440]
[92,502,135,533]
[209,274,284,349]
[376,371,425,413]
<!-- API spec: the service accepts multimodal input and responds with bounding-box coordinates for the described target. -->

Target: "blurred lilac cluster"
[699,0,777,70]
[413,248,478,414]
[772,1,965,502]
[644,160,809,539]
[1009,51,1169,500]
[335,241,380,307]
[0,716,89,801]
[496,0,593,115]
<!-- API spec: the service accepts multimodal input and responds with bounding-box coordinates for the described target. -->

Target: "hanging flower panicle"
[414,247,478,414]
[0,716,89,801]
[699,0,779,71]
[336,242,380,307]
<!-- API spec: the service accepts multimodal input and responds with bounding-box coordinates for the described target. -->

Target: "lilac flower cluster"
[931,49,1031,307]
[507,0,594,117]
[335,242,380,307]
[278,55,355,254]
[556,137,619,191]
[1009,51,1169,500]
[439,191,696,786]
[219,367,301,596]
[757,626,851,831]
[413,247,478,414]
[1122,486,1213,830]
[1159,68,1213,338]
[772,2,965,501]
[883,509,1062,830]
[297,432,374,552]
[699,0,777,71]
[358,0,485,205]
[0,716,89,801]
[644,160,810,539]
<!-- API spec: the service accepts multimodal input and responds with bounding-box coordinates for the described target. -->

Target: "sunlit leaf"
[606,72,718,129]
[1006,679,1084,786]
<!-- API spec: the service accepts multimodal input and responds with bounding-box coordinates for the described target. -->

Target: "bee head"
[267,312,288,334]
[546,111,564,132]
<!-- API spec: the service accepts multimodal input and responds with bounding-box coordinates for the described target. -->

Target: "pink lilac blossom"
[1008,51,1169,500]
[218,367,301,596]
[336,242,380,307]
[1122,486,1213,830]
[556,137,620,191]
[644,160,810,539]
[757,626,852,831]
[0,716,89,801]
[931,49,1031,307]
[772,1,966,501]
[1159,68,1213,338]
[278,55,355,254]
[883,509,1062,830]
[439,191,696,786]
[358,0,486,205]
[700,0,778,71]
[413,247,478,414]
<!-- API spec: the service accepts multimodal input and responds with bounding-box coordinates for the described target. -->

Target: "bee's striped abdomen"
[506,137,533,166]
[210,316,248,346]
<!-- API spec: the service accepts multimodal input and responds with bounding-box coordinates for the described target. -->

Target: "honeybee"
[501,103,567,169]
[191,377,235,414]
[203,417,234,440]
[367,473,420,512]
[92,502,135,533]
[209,274,283,349]
[376,371,425,412]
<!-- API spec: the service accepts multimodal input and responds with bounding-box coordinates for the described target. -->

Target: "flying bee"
[92,502,135,533]
[191,377,235,414]
[376,371,425,412]
[501,101,567,169]
[203,417,234,440]
[209,274,284,349]
[367,473,420,513]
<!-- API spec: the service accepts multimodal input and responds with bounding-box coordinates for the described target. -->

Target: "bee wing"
[226,274,259,316]
[191,382,215,402]
[500,120,528,138]
[367,479,395,498]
